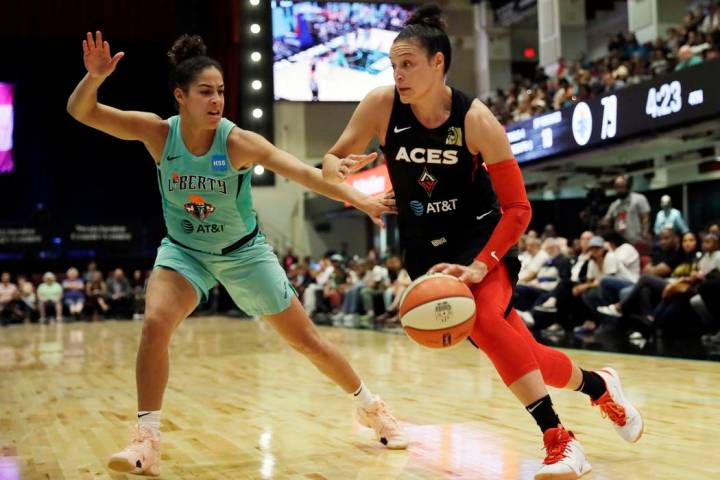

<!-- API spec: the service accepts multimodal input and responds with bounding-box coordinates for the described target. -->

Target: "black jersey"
[381,87,514,279]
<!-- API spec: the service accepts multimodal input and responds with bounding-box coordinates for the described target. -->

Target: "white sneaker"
[592,367,644,443]
[356,396,408,449]
[535,426,592,480]
[518,310,536,327]
[597,304,622,317]
[107,424,161,476]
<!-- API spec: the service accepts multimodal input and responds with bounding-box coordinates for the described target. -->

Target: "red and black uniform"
[381,88,572,388]
[382,88,515,279]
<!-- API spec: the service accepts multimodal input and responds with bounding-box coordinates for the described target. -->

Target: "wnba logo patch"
[435,301,453,323]
[446,127,462,146]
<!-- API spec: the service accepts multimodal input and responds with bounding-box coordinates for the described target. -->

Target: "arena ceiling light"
[251,80,262,90]
[252,108,263,119]
[254,165,265,175]
[249,0,260,5]
[250,51,262,62]
[250,24,261,34]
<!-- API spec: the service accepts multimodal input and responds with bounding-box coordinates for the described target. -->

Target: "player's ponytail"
[168,34,223,108]
[395,4,451,73]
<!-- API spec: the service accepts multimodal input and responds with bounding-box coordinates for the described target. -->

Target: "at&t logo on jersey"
[409,198,458,216]
[409,200,424,216]
[395,147,458,165]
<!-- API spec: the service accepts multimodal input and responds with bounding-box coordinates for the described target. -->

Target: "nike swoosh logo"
[394,126,411,133]
[137,412,152,418]
[527,403,541,413]
[476,210,493,221]
[491,251,499,262]
[167,155,181,161]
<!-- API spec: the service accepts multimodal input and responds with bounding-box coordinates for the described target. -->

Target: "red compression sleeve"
[475,159,531,270]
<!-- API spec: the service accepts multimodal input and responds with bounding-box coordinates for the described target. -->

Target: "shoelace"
[593,394,627,426]
[369,402,400,436]
[543,429,571,465]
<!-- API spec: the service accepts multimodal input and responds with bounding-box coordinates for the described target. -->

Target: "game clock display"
[507,60,720,164]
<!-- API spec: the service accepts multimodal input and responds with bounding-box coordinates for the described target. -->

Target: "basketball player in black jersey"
[323,5,643,479]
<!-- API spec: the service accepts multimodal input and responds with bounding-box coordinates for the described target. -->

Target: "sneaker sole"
[107,457,160,477]
[535,461,592,480]
[598,367,644,443]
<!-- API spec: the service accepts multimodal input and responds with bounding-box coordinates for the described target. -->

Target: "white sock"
[137,410,161,437]
[352,382,376,408]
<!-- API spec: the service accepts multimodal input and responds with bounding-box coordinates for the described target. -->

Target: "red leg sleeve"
[470,263,573,388]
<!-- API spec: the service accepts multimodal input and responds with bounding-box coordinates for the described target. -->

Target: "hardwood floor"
[1,317,718,479]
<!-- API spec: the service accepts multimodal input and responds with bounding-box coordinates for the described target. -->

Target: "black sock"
[575,369,607,401]
[526,395,561,433]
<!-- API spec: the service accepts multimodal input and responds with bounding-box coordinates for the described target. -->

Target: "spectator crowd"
[0,262,147,325]
[486,2,720,125]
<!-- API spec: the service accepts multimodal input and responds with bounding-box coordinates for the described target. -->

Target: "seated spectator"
[515,238,570,327]
[518,236,548,284]
[654,195,689,236]
[594,232,641,308]
[17,275,38,323]
[377,254,411,327]
[644,228,686,277]
[130,269,146,319]
[85,271,110,321]
[0,272,24,325]
[360,260,389,328]
[323,254,350,314]
[106,268,133,318]
[83,260,99,283]
[537,231,596,337]
[333,260,370,326]
[62,267,85,321]
[646,233,720,337]
[573,235,638,335]
[597,230,699,319]
[282,248,298,272]
[674,44,703,70]
[37,272,63,324]
[303,255,333,316]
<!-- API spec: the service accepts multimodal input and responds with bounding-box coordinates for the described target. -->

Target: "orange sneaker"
[535,425,592,480]
[107,424,161,476]
[592,367,644,443]
[355,396,408,449]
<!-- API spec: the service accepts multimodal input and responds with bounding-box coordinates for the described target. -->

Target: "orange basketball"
[399,273,476,348]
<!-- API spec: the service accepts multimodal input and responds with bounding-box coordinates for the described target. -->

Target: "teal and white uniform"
[153,115,294,315]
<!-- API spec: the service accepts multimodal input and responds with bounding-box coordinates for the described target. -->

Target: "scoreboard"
[507,60,720,164]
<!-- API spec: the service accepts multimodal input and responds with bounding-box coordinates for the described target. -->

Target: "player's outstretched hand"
[83,31,124,79]
[324,152,378,184]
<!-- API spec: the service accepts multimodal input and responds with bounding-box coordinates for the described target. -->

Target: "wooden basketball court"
[1,318,718,479]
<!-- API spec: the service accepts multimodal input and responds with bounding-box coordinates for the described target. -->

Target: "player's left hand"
[360,189,397,228]
[428,260,489,284]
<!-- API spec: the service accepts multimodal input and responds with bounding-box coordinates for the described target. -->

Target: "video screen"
[0,82,14,174]
[272,1,415,102]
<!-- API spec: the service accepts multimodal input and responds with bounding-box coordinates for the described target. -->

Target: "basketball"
[399,273,477,348]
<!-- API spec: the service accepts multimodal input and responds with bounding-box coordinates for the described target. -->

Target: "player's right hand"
[83,31,124,79]
[323,152,378,184]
